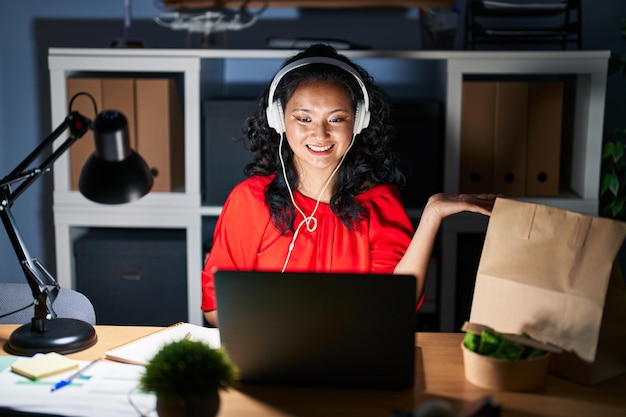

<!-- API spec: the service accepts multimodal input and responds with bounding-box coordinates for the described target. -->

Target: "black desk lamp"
[0,92,154,355]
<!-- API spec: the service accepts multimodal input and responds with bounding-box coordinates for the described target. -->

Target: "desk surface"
[1,324,624,417]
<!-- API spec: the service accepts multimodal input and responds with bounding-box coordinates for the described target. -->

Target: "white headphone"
[265,56,371,136]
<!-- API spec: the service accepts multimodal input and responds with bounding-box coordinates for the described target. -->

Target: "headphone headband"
[266,56,371,135]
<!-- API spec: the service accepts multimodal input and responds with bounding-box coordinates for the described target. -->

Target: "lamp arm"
[1,112,91,203]
[0,111,91,330]
[0,200,59,326]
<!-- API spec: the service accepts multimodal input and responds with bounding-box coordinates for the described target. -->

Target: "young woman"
[202,44,496,327]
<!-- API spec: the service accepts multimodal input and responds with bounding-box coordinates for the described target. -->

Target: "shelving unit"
[465,0,583,50]
[48,48,609,328]
[161,0,454,8]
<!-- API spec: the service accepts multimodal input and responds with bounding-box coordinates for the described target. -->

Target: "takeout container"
[461,342,550,391]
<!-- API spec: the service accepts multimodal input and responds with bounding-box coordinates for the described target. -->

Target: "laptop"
[214,271,416,390]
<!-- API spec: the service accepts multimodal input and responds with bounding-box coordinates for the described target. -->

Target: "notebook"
[214,271,417,390]
[105,322,221,366]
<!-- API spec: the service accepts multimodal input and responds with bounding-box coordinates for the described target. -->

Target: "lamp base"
[5,318,98,356]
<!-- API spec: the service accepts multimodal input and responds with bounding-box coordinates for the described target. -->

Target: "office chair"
[0,283,96,325]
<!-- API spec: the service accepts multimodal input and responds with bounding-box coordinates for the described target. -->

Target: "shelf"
[473,1,569,16]
[160,0,454,8]
[49,48,609,329]
[465,0,582,50]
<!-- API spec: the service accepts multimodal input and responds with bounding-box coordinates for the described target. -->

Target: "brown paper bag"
[469,198,626,385]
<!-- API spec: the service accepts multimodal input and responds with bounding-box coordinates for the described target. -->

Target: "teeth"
[307,144,333,152]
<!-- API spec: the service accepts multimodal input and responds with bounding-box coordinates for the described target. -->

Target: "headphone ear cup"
[266,100,286,135]
[353,100,370,135]
[276,101,286,135]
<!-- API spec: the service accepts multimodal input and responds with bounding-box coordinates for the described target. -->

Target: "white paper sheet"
[0,357,157,417]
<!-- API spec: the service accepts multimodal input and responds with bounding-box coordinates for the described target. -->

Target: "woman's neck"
[296,179,334,203]
[295,166,337,203]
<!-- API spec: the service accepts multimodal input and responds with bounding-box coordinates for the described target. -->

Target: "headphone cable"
[279,133,356,272]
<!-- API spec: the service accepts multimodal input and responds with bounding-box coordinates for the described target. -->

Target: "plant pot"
[156,390,221,417]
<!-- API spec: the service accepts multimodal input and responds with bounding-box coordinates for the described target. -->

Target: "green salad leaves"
[464,330,548,360]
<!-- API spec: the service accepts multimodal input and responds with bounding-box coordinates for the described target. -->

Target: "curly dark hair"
[240,44,404,233]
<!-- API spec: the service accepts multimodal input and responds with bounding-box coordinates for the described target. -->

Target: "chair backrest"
[0,283,96,325]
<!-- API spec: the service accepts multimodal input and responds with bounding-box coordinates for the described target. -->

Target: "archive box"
[75,228,187,326]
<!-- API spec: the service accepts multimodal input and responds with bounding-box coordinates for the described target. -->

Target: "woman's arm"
[394,193,498,303]
[201,177,273,327]
[204,309,218,327]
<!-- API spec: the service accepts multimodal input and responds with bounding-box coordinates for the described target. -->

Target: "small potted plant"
[603,17,626,221]
[601,128,626,220]
[139,339,239,417]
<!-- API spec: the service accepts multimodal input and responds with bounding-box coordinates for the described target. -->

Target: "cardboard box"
[75,228,187,326]
[135,78,185,192]
[460,81,495,194]
[493,82,528,196]
[101,78,137,149]
[526,82,563,196]
[459,80,564,197]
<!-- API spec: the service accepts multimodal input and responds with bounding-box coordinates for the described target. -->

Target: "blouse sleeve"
[366,186,424,311]
[366,185,414,274]
[201,179,271,311]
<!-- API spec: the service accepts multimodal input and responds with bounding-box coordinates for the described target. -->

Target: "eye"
[290,111,311,123]
[329,113,350,124]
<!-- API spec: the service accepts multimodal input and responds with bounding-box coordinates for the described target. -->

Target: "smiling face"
[283,80,355,189]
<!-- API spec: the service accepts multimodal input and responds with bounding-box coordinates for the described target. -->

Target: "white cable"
[279,133,356,272]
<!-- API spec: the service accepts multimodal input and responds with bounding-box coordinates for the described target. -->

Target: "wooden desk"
[1,325,625,417]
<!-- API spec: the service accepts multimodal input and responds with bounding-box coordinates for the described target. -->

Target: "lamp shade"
[78,110,154,204]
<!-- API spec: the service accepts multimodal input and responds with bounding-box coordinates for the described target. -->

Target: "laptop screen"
[214,271,416,390]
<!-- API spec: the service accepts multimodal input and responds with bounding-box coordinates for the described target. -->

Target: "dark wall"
[2,1,626,285]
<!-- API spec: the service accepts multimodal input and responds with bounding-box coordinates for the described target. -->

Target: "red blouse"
[201,175,415,311]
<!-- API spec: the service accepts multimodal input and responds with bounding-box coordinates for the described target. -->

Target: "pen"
[50,358,100,392]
